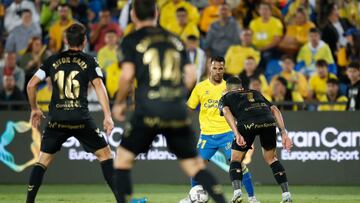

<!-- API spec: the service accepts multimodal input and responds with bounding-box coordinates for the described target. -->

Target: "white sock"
[234,189,242,195]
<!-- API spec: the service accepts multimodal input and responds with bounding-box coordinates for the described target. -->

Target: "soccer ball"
[188,185,209,203]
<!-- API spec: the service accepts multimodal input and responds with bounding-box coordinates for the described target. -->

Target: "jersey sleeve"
[87,56,103,81]
[118,36,136,63]
[218,95,226,116]
[39,58,51,78]
[187,85,200,109]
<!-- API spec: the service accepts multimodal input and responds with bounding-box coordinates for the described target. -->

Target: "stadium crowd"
[0,0,359,111]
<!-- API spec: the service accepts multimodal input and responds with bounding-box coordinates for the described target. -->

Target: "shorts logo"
[95,128,102,137]
[244,123,255,130]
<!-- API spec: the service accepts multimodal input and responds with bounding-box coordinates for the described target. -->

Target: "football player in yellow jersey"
[181,57,260,203]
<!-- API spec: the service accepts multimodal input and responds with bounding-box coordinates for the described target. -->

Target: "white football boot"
[280,192,292,203]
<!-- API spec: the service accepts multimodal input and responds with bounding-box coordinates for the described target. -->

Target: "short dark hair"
[226,76,242,88]
[65,23,86,47]
[246,56,256,61]
[211,56,225,64]
[21,9,32,15]
[281,55,294,63]
[133,0,156,21]
[275,76,288,88]
[310,27,321,34]
[316,59,328,67]
[348,61,360,70]
[187,35,198,41]
[249,77,262,84]
[176,7,187,13]
[327,78,339,85]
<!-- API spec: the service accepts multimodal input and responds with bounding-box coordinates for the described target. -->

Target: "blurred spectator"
[249,2,283,68]
[0,74,26,110]
[318,78,348,111]
[341,29,360,66]
[346,61,360,110]
[49,4,74,53]
[68,0,88,25]
[338,0,360,31]
[18,37,48,88]
[185,35,206,83]
[262,0,283,19]
[224,29,260,77]
[296,28,336,76]
[5,9,41,54]
[232,0,261,28]
[239,56,269,93]
[0,53,25,91]
[285,0,315,24]
[36,78,52,112]
[309,59,338,101]
[105,62,122,99]
[188,0,209,10]
[204,3,240,57]
[168,7,200,42]
[272,76,304,110]
[160,0,200,31]
[249,77,272,101]
[97,30,119,70]
[87,83,102,112]
[321,3,354,59]
[271,55,308,98]
[4,0,39,32]
[199,0,222,33]
[278,8,315,55]
[90,9,122,52]
[40,0,60,33]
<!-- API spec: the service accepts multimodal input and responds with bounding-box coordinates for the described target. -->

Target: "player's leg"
[113,120,156,203]
[260,127,292,203]
[229,128,257,203]
[191,134,218,187]
[220,131,257,202]
[165,127,227,203]
[75,123,117,197]
[26,127,67,203]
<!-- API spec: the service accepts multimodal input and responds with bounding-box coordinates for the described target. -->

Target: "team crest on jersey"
[205,90,209,95]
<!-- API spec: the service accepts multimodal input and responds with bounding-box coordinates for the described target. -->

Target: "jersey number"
[143,48,181,87]
[54,70,80,99]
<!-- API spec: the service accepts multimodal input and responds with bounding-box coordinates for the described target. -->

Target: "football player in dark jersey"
[219,76,293,203]
[111,0,227,203]
[26,23,116,203]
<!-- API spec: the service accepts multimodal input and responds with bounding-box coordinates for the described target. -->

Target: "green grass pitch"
[1,184,359,203]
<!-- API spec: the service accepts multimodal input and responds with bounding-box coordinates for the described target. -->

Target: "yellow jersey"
[249,16,283,49]
[97,46,118,70]
[318,95,348,111]
[309,73,338,100]
[224,45,260,75]
[187,79,231,135]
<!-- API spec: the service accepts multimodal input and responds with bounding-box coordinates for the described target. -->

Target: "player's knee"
[114,147,136,169]
[263,149,278,165]
[37,152,54,167]
[94,146,112,162]
[231,150,245,162]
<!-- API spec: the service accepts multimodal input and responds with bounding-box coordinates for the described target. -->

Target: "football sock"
[100,159,118,199]
[26,163,47,203]
[194,169,226,203]
[242,164,255,197]
[191,178,199,187]
[270,161,289,193]
[229,161,242,190]
[113,169,132,203]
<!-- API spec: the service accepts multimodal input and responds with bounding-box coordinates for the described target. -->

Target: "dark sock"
[270,161,289,192]
[229,161,243,190]
[100,159,118,199]
[26,163,47,203]
[194,170,226,203]
[113,169,132,203]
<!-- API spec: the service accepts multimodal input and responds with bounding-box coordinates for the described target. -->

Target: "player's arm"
[222,106,246,147]
[112,62,135,121]
[270,105,293,151]
[92,78,114,135]
[184,64,197,90]
[27,70,46,128]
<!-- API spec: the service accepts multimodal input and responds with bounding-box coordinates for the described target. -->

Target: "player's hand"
[103,116,114,136]
[30,108,44,128]
[281,132,293,152]
[112,103,127,122]
[236,134,247,148]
